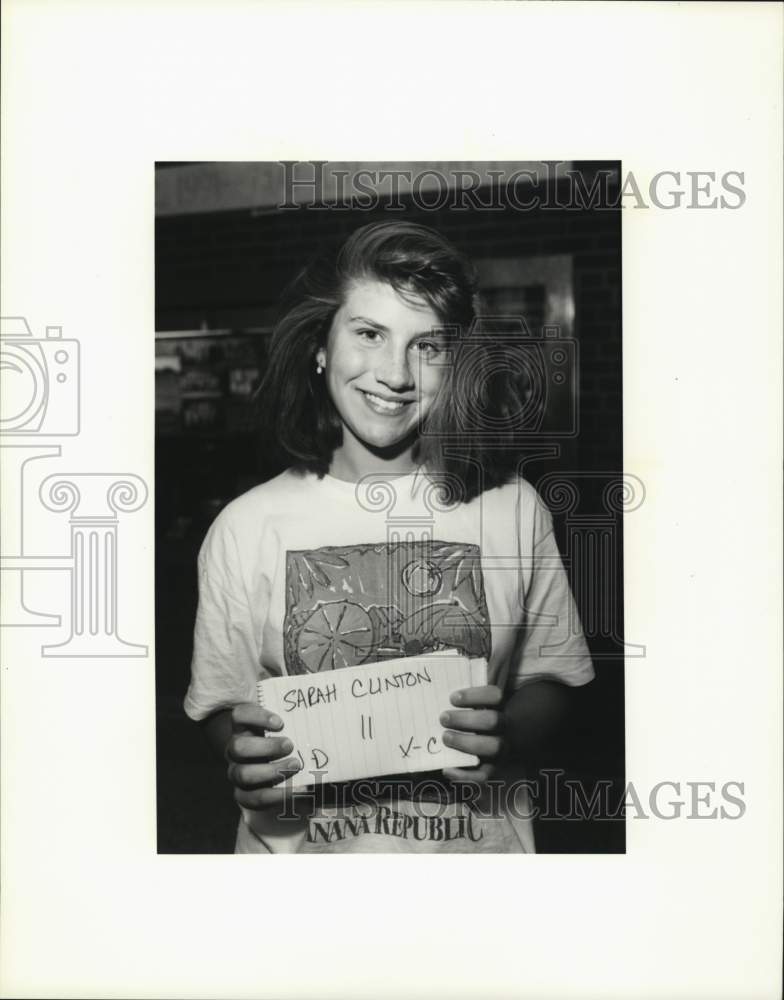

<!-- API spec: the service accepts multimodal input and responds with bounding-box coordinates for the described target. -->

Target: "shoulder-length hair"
[257,220,527,502]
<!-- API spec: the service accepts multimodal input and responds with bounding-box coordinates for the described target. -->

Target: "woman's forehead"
[339,278,439,325]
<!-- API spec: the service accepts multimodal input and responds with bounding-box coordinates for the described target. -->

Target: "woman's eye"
[357,328,381,342]
[414,340,441,356]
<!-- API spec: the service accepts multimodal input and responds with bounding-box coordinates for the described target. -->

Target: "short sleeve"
[508,491,595,691]
[183,509,264,721]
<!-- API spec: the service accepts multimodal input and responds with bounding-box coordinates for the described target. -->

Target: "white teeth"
[363,392,407,413]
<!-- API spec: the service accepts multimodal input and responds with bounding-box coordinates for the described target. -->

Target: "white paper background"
[1,2,781,998]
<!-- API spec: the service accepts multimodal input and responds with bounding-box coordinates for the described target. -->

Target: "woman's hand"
[224,702,302,810]
[440,684,506,784]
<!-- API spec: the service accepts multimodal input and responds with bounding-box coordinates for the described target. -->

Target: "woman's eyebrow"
[348,315,387,330]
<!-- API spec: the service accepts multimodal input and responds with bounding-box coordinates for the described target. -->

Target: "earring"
[316,361,324,375]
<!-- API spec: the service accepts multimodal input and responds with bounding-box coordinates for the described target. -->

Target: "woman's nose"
[376,345,414,391]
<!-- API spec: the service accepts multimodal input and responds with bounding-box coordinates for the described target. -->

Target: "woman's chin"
[345,423,420,459]
[362,437,413,456]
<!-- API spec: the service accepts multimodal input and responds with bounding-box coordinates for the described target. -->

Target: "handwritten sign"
[256,650,487,787]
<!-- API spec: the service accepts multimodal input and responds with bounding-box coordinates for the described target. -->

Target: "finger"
[450,685,503,709]
[235,779,315,811]
[235,784,297,811]
[226,734,293,763]
[231,702,283,735]
[228,756,302,790]
[442,761,495,784]
[439,708,502,734]
[442,729,503,760]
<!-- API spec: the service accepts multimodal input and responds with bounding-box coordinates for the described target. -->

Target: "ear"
[316,347,326,368]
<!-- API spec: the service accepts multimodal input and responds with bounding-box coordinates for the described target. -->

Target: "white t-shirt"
[185,467,594,853]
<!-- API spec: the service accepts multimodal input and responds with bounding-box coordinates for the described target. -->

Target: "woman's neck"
[328,437,420,484]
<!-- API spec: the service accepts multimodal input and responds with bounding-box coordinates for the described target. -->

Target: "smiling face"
[317,279,447,478]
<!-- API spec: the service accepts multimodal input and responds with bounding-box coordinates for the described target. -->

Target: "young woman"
[184,220,594,853]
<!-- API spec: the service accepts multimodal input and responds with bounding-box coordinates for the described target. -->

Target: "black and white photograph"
[2,3,781,998]
[155,160,627,856]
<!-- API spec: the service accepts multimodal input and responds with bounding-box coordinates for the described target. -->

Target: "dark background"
[155,161,626,853]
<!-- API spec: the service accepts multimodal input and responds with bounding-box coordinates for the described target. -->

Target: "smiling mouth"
[359,390,414,415]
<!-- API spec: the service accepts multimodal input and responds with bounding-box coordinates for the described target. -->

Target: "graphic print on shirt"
[283,540,491,674]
